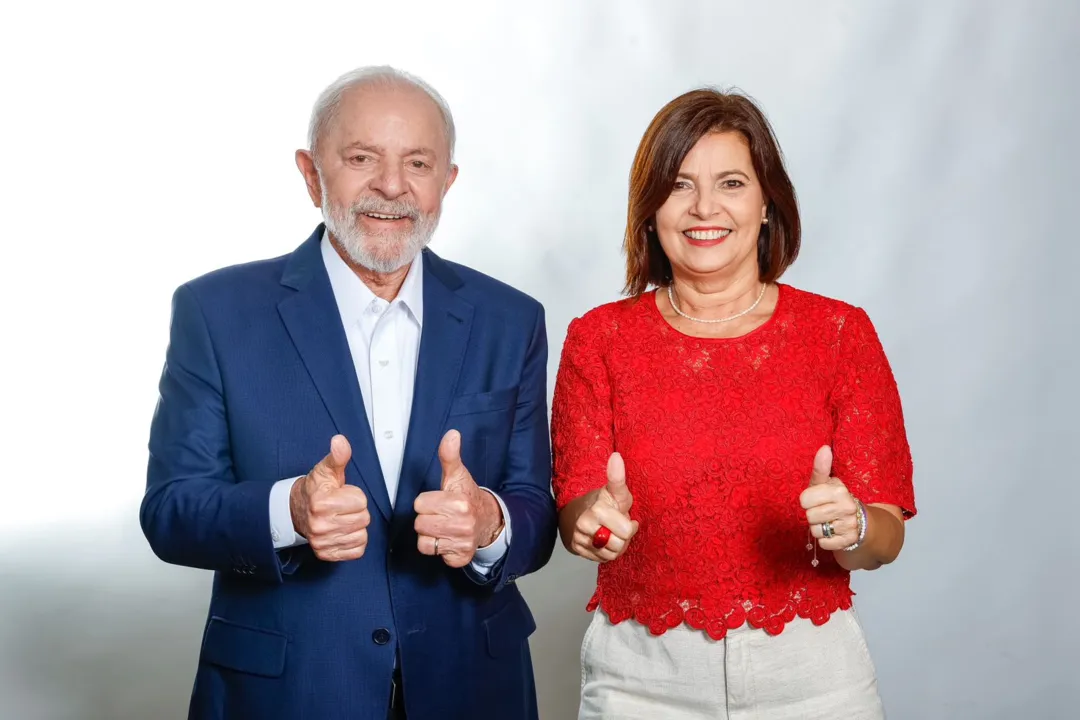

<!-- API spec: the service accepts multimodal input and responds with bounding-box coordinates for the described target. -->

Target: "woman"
[551,88,915,720]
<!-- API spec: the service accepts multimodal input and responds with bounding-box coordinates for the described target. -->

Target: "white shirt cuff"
[470,489,511,572]
[270,476,308,549]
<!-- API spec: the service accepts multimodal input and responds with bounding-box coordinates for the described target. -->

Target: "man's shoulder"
[173,249,303,321]
[183,252,289,296]
[179,225,322,303]
[430,252,543,318]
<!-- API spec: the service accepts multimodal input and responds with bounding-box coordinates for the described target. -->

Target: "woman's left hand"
[799,445,859,551]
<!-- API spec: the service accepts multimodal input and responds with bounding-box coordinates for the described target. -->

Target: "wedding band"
[821,522,834,538]
[433,537,440,555]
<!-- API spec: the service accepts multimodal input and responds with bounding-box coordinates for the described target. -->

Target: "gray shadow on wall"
[0,521,210,720]
[0,516,596,720]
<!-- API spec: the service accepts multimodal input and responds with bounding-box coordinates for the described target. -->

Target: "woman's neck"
[669,268,763,321]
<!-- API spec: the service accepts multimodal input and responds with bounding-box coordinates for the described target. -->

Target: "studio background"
[0,1,1076,718]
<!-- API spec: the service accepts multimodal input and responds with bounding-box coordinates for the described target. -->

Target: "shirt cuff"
[270,476,308,550]
[470,488,512,572]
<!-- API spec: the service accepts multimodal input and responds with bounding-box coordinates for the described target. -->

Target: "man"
[140,66,557,720]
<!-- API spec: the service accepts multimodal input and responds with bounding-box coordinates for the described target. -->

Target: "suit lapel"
[277,226,393,523]
[394,250,474,525]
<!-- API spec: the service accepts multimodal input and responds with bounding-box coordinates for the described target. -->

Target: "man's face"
[301,82,457,273]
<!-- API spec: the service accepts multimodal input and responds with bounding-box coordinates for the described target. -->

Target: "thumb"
[439,429,466,491]
[315,434,351,489]
[604,452,633,512]
[809,445,833,486]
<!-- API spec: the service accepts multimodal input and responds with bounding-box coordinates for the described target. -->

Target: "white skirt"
[579,607,885,720]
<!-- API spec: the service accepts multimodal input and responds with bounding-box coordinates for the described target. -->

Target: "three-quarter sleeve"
[551,316,615,510]
[828,307,916,517]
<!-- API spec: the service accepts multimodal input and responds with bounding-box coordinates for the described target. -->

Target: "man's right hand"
[289,434,371,562]
[571,452,639,563]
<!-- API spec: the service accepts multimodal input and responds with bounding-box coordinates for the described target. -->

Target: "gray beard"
[321,189,440,274]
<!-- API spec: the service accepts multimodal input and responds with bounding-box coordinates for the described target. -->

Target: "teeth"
[365,212,404,220]
[685,229,731,241]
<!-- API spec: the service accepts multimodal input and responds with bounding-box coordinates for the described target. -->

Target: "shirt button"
[383,430,394,439]
[372,628,391,645]
[378,359,389,367]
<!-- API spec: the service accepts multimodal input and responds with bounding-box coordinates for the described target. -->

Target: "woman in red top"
[551,89,916,719]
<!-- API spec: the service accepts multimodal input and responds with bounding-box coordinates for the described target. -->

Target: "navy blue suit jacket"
[141,225,558,719]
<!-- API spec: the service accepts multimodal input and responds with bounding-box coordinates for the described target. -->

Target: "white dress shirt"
[268,232,510,571]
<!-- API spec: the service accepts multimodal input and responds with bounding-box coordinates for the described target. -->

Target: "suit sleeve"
[465,302,558,590]
[140,283,284,583]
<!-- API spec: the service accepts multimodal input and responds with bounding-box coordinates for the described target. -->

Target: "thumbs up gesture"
[290,434,371,561]
[414,430,505,568]
[572,452,639,563]
[799,445,859,551]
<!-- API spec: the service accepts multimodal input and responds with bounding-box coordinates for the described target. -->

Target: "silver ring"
[433,537,441,555]
[821,522,834,538]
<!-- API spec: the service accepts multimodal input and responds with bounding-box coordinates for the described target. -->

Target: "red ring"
[591,525,612,549]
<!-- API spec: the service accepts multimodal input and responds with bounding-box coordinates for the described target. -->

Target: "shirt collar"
[320,229,424,327]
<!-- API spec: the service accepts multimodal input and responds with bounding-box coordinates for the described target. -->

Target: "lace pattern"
[551,285,915,637]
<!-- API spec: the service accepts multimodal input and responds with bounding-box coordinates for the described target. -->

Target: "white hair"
[306,65,456,164]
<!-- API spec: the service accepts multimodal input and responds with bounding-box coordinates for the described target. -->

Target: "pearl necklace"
[667,283,767,324]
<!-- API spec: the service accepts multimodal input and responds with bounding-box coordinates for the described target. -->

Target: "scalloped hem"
[586,591,855,639]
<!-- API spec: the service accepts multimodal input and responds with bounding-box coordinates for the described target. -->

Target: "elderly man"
[140,66,557,720]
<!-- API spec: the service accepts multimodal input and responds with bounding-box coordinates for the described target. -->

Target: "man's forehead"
[329,83,448,153]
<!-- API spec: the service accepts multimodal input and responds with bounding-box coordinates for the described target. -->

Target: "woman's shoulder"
[779,284,873,335]
[567,293,654,338]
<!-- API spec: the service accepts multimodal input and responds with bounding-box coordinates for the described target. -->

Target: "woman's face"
[654,131,768,283]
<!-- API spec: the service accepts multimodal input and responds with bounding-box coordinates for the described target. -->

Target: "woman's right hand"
[569,452,639,562]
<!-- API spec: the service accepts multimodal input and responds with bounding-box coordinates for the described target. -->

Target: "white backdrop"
[1,1,1077,718]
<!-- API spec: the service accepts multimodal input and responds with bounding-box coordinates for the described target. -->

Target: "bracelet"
[843,497,868,552]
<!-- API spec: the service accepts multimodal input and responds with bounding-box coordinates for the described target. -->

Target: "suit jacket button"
[372,628,391,645]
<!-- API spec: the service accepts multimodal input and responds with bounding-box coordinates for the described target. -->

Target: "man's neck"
[353,262,410,302]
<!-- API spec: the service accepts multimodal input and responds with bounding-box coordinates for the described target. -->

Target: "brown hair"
[623,88,801,296]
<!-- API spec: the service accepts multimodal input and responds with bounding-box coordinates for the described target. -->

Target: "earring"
[762,217,769,225]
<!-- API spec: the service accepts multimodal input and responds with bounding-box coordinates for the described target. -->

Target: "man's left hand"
[414,430,504,568]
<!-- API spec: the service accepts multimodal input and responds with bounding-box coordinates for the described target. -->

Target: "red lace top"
[551,285,915,638]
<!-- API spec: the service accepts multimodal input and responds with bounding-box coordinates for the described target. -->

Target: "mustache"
[348,196,420,220]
